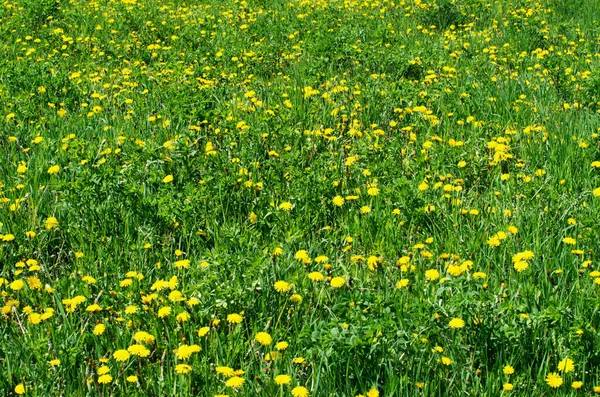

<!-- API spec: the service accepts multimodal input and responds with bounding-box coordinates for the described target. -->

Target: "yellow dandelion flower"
[113,350,130,362]
[425,269,440,280]
[448,318,465,329]
[225,376,245,388]
[546,372,563,388]
[558,358,574,373]
[175,364,192,374]
[274,280,292,292]
[291,386,309,397]
[45,217,59,230]
[274,374,292,385]
[255,332,272,346]
[227,313,243,324]
[216,366,236,377]
[332,196,345,206]
[330,277,345,288]
[98,374,112,384]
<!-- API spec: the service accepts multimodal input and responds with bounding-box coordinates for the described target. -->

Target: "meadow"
[1,0,600,395]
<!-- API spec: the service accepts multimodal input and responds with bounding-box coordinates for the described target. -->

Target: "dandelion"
[546,372,563,388]
[45,217,59,230]
[425,269,440,281]
[255,332,272,346]
[572,381,583,389]
[175,364,192,374]
[558,358,574,373]
[278,202,293,211]
[163,174,174,183]
[113,350,130,362]
[174,259,190,269]
[513,261,528,272]
[503,365,514,375]
[15,384,25,395]
[216,366,235,377]
[366,388,379,397]
[367,187,379,196]
[290,294,303,303]
[98,374,112,384]
[126,375,138,383]
[503,383,513,391]
[47,165,60,174]
[133,331,155,344]
[274,374,292,385]
[308,272,324,281]
[449,318,465,329]
[93,324,105,335]
[330,277,345,288]
[227,313,243,324]
[128,344,150,357]
[291,386,309,397]
[197,327,210,337]
[225,376,245,388]
[396,279,409,289]
[274,280,292,292]
[157,306,171,318]
[332,196,345,206]
[10,280,25,291]
[441,357,452,365]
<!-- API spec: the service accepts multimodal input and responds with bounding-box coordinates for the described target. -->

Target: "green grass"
[1,0,600,395]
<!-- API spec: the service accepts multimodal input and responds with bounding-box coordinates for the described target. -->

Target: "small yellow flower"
[503,365,514,375]
[546,372,563,388]
[163,174,174,183]
[425,269,440,281]
[274,374,292,385]
[255,332,272,346]
[278,202,293,211]
[113,350,130,362]
[275,341,288,351]
[227,313,243,324]
[157,306,171,318]
[396,279,409,289]
[448,318,465,329]
[225,376,245,388]
[10,279,25,291]
[332,196,345,206]
[15,384,25,395]
[98,374,112,384]
[175,364,192,374]
[274,280,292,292]
[308,272,324,281]
[93,324,105,335]
[558,358,574,373]
[291,386,309,397]
[45,217,59,230]
[330,277,345,288]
